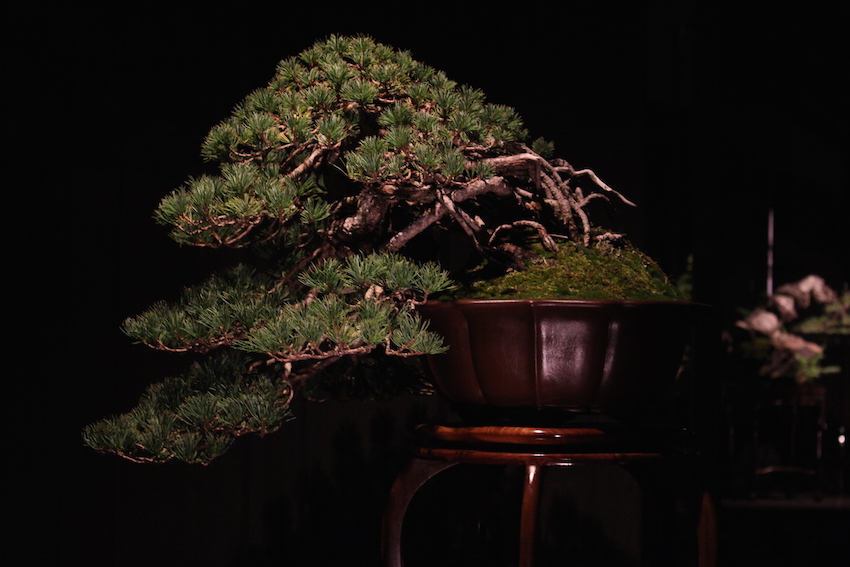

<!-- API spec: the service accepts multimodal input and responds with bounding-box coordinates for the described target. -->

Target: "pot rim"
[422,298,710,308]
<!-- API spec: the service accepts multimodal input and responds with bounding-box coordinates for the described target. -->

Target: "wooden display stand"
[382,424,716,567]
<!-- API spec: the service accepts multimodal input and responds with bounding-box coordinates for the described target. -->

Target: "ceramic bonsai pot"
[417,299,701,422]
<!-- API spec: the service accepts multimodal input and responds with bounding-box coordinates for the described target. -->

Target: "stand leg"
[381,459,457,567]
[519,464,542,567]
[697,491,717,567]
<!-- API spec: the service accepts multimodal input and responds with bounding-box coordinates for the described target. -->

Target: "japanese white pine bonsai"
[84,35,682,464]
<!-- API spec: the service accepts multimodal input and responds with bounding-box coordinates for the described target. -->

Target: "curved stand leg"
[381,459,457,567]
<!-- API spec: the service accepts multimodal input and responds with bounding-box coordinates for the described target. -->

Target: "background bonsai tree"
[84,34,680,464]
[733,275,848,382]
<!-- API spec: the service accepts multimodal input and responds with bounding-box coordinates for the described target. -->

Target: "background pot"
[417,299,702,423]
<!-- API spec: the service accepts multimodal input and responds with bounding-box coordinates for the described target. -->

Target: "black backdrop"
[11,2,847,565]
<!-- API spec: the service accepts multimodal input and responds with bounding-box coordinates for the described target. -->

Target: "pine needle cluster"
[83,352,292,464]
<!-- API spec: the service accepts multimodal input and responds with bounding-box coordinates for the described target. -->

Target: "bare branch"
[286,146,328,180]
[439,192,482,239]
[489,220,559,251]
[385,202,446,251]
[557,165,637,207]
[449,175,513,201]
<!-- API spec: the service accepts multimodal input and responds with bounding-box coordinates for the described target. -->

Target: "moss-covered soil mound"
[453,240,685,301]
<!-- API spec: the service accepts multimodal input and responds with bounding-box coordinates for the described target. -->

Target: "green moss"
[455,240,685,301]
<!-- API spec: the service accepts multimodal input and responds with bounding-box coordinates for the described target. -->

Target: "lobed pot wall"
[416,299,701,420]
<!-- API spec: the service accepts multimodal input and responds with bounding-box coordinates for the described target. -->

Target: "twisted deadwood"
[364,146,632,260]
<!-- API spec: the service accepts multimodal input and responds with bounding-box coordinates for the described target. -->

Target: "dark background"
[10,2,847,565]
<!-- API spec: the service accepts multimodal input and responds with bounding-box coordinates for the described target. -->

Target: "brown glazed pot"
[416,299,701,420]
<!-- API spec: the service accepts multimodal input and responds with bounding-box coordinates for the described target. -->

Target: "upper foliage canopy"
[154,34,528,254]
[85,35,676,464]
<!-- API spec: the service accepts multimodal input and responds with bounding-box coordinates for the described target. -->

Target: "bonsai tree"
[84,35,681,464]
